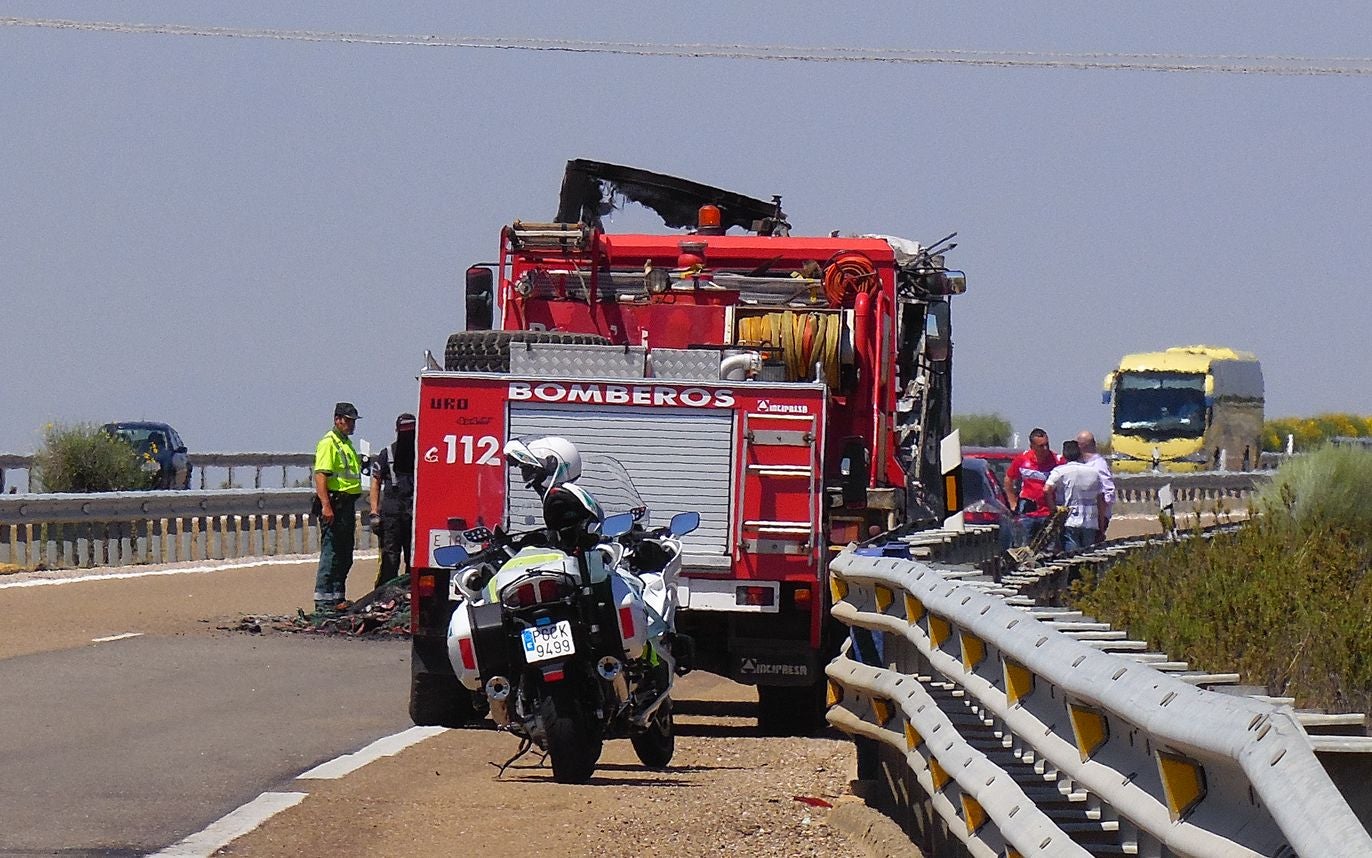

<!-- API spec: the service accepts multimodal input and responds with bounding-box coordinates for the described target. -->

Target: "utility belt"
[311,490,360,518]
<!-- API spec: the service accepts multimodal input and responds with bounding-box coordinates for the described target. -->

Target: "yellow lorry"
[1102,346,1264,472]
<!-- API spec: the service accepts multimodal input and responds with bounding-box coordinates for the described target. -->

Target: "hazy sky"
[3,3,1369,457]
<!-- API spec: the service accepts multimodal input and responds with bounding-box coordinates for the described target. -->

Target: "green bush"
[30,423,154,492]
[1256,444,1372,535]
[1073,446,1372,712]
[953,413,1013,447]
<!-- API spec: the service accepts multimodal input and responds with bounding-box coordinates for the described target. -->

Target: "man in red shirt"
[1003,428,1063,546]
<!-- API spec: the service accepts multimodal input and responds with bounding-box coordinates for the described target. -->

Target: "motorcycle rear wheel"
[544,696,602,784]
[630,697,675,769]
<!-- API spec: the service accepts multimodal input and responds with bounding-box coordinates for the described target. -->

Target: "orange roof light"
[697,204,722,231]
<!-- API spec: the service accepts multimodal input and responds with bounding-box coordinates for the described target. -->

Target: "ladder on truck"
[736,412,821,558]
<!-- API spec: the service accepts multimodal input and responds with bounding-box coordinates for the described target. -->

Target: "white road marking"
[147,791,307,857]
[145,725,448,854]
[297,725,447,779]
[0,552,378,590]
[90,632,143,643]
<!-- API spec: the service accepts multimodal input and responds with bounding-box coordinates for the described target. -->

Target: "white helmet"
[525,436,582,487]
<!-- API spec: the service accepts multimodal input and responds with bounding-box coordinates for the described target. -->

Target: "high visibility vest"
[314,429,362,494]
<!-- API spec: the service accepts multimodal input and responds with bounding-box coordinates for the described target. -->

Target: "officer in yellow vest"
[313,402,364,613]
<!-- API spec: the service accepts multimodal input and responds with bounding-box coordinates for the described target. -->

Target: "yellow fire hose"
[737,311,843,389]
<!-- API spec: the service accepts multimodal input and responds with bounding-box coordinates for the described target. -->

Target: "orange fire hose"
[823,252,879,308]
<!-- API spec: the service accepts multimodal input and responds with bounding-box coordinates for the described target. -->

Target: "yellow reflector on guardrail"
[1067,702,1110,762]
[960,631,986,671]
[826,680,844,707]
[928,614,952,648]
[875,585,895,611]
[1004,659,1035,706]
[904,721,923,750]
[830,575,849,603]
[1156,750,1208,821]
[872,697,893,726]
[905,593,925,624]
[929,756,951,791]
[960,794,988,835]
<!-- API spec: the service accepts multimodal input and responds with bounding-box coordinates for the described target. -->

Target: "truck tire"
[757,681,828,737]
[409,666,477,728]
[443,331,611,373]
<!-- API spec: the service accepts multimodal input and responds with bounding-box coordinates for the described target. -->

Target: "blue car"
[102,422,193,489]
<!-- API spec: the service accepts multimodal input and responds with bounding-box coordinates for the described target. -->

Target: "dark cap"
[334,402,360,420]
[396,412,417,429]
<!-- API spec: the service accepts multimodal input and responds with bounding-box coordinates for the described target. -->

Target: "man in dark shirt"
[367,413,417,588]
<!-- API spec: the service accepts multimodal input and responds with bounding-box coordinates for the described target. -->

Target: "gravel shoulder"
[218,673,868,858]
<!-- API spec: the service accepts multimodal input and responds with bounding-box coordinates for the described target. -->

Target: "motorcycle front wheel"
[543,695,602,784]
[630,696,674,769]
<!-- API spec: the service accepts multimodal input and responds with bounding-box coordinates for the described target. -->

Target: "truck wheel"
[443,331,611,373]
[630,697,675,769]
[757,681,827,737]
[409,668,477,728]
[543,696,601,784]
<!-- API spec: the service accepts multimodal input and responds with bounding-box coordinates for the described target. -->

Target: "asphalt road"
[0,559,414,857]
[0,559,867,858]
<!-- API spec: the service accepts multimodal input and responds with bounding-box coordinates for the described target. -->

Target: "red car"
[962,446,1017,486]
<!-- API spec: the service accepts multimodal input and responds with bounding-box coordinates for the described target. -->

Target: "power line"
[3,16,1371,76]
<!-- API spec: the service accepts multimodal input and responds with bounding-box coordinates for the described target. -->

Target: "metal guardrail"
[0,488,376,568]
[825,533,1372,857]
[0,452,315,493]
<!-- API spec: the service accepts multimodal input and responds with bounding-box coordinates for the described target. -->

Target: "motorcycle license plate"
[521,621,575,664]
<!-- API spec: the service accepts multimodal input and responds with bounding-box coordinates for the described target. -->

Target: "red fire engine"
[409,160,964,734]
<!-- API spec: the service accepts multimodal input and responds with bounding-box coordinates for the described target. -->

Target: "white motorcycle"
[436,437,698,783]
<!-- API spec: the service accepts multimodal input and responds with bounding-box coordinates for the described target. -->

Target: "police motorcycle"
[436,436,699,784]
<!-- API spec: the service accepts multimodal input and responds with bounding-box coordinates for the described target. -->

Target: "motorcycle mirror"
[433,544,470,567]
[602,512,635,538]
[668,511,701,537]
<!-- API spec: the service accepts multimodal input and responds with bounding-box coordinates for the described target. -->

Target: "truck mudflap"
[728,638,819,686]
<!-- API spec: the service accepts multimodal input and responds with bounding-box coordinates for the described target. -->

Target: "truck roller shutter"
[507,403,734,560]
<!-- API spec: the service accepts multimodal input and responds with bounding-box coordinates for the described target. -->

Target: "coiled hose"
[823,252,879,308]
[737,311,842,388]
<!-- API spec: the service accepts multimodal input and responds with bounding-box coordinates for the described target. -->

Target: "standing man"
[1043,440,1107,553]
[1076,430,1115,542]
[368,412,417,588]
[313,402,364,614]
[1004,427,1062,546]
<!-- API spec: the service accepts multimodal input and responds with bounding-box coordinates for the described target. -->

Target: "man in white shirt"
[1043,440,1107,553]
[1076,430,1115,542]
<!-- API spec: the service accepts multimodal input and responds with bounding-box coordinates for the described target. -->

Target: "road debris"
[222,576,412,638]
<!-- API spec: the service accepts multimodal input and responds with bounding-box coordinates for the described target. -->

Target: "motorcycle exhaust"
[485,675,513,726]
[597,656,629,705]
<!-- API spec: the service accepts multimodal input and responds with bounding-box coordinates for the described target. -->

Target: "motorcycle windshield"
[505,445,649,531]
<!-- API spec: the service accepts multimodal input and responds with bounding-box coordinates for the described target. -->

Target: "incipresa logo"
[756,400,809,415]
[508,382,735,409]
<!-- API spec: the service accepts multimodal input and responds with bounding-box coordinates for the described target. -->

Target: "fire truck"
[409,160,965,734]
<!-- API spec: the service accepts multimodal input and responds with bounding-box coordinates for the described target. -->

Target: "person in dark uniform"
[313,402,364,613]
[367,412,416,588]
